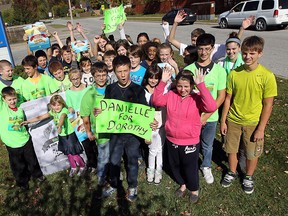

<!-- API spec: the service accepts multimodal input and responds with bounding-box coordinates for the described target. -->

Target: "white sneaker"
[154,169,162,185]
[77,167,86,176]
[69,168,77,177]
[147,168,154,184]
[202,167,214,184]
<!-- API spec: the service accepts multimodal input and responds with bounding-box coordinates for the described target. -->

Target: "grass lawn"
[0,56,287,214]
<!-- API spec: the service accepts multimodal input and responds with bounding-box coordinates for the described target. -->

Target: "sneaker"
[189,191,199,203]
[69,168,77,178]
[202,167,214,184]
[175,187,186,198]
[154,169,162,185]
[242,175,254,194]
[97,176,106,187]
[221,171,237,188]
[37,175,46,183]
[127,187,138,202]
[146,168,154,184]
[102,186,117,198]
[77,167,86,176]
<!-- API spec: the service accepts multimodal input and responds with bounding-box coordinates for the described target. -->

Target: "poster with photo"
[71,40,89,53]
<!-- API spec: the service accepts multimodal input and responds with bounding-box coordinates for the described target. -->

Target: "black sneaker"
[127,187,137,202]
[242,175,254,194]
[221,171,237,188]
[37,176,46,183]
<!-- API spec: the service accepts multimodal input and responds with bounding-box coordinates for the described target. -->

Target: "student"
[80,62,110,186]
[141,41,159,69]
[128,45,146,85]
[185,34,227,184]
[65,69,98,173]
[218,32,244,75]
[142,65,166,184]
[50,45,73,73]
[115,39,130,56]
[0,87,45,190]
[35,50,52,77]
[183,45,198,66]
[152,69,217,203]
[48,61,72,92]
[22,95,86,177]
[93,34,109,61]
[79,57,94,87]
[103,50,118,84]
[158,43,179,76]
[0,60,25,106]
[137,32,150,46]
[99,56,151,202]
[168,10,254,62]
[220,36,277,194]
[21,55,59,101]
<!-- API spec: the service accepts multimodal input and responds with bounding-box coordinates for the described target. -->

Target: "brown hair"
[127,45,143,59]
[91,62,108,76]
[191,28,205,38]
[241,36,264,53]
[48,61,63,73]
[1,86,16,98]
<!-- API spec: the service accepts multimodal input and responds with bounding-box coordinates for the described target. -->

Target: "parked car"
[162,8,197,25]
[218,0,288,31]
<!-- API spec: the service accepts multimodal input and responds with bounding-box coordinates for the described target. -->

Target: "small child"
[48,61,72,92]
[79,57,94,87]
[142,65,166,184]
[103,50,118,84]
[22,95,86,177]
[21,55,59,101]
[115,39,130,56]
[141,41,159,69]
[50,45,73,74]
[158,43,179,76]
[128,45,146,85]
[35,50,53,77]
[1,87,45,190]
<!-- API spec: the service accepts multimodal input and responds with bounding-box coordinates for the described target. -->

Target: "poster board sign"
[103,4,127,34]
[23,22,50,51]
[68,110,88,142]
[71,40,89,53]
[95,99,155,140]
[20,93,87,175]
[0,12,14,66]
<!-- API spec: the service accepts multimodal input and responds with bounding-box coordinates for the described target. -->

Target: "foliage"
[1,8,14,25]
[72,8,86,17]
[124,7,135,16]
[12,0,39,25]
[13,65,27,79]
[52,3,69,18]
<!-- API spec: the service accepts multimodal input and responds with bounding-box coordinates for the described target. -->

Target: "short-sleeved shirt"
[0,76,25,106]
[185,62,227,122]
[80,86,109,144]
[227,64,277,125]
[65,87,89,111]
[130,65,146,85]
[22,74,59,101]
[49,107,74,136]
[55,74,72,92]
[81,73,95,87]
[0,104,29,148]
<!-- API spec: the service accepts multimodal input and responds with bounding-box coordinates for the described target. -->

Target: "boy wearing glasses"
[185,33,226,185]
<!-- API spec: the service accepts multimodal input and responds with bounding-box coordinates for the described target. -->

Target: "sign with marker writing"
[103,4,127,34]
[95,99,155,140]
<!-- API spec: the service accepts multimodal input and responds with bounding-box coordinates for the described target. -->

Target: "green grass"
[47,24,67,29]
[0,56,287,214]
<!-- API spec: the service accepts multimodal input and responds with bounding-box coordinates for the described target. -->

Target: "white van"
[218,0,288,30]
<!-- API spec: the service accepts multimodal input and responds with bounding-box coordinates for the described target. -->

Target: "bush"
[13,65,27,79]
[52,4,69,18]
[72,8,86,17]
[2,8,14,25]
[125,7,135,16]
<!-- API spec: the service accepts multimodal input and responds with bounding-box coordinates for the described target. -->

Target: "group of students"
[0,11,277,203]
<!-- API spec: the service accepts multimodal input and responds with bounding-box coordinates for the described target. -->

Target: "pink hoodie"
[152,81,217,145]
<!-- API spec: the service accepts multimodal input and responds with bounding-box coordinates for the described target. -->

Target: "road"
[10,17,288,78]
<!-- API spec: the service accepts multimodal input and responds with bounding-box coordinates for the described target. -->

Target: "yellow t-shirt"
[227,64,277,125]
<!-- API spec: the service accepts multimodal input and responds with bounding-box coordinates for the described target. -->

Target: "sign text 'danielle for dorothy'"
[95,99,155,140]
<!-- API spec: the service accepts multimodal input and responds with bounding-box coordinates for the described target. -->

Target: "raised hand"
[67,21,73,31]
[76,22,84,33]
[174,10,187,24]
[94,35,100,44]
[193,68,206,85]
[161,66,172,83]
[93,108,102,116]
[242,15,255,29]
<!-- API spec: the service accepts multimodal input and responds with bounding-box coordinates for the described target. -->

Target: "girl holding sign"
[152,69,217,203]
[21,95,86,178]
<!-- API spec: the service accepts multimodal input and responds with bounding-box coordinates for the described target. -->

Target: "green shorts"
[224,121,264,160]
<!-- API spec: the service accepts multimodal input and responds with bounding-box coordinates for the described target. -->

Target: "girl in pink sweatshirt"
[152,68,217,203]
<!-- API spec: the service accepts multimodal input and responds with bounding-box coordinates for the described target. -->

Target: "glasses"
[197,47,214,53]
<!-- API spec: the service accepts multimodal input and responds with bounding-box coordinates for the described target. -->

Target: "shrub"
[2,8,14,26]
[52,4,69,18]
[13,65,27,79]
[125,7,135,16]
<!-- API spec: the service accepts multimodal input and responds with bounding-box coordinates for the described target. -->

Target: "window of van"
[243,1,260,11]
[233,2,245,12]
[279,0,288,9]
[262,0,274,10]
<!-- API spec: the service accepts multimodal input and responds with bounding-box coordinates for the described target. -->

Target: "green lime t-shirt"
[55,74,72,92]
[80,86,110,144]
[0,76,26,106]
[49,107,74,136]
[23,74,59,101]
[65,87,89,111]
[0,103,29,148]
[185,63,227,122]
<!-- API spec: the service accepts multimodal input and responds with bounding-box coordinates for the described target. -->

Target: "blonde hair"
[49,95,67,111]
[68,68,82,80]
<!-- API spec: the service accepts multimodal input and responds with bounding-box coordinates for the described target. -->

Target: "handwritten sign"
[23,22,50,51]
[96,99,154,140]
[103,4,127,34]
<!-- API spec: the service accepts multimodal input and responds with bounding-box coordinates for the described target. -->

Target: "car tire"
[219,19,228,29]
[189,22,195,25]
[255,19,267,31]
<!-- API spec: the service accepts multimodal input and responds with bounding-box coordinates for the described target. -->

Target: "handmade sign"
[71,40,89,53]
[96,99,155,140]
[103,4,127,34]
[68,110,88,142]
[23,22,50,51]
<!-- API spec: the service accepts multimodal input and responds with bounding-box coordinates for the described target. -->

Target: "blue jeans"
[97,140,110,178]
[109,134,140,188]
[200,121,217,168]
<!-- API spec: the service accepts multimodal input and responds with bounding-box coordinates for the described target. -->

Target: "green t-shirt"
[0,103,29,148]
[227,64,277,125]
[65,87,89,111]
[0,76,25,106]
[80,86,110,144]
[185,63,227,122]
[49,107,74,136]
[55,74,72,92]
[22,74,59,101]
